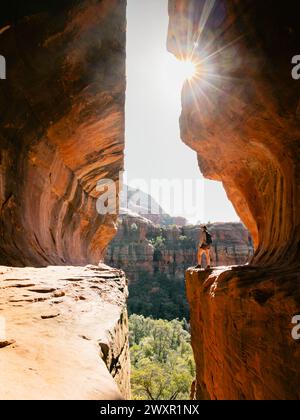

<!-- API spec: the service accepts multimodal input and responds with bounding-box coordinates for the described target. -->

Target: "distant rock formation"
[120,186,188,227]
[104,212,253,282]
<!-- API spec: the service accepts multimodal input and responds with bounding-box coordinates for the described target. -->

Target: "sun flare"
[180,60,197,80]
[177,59,197,82]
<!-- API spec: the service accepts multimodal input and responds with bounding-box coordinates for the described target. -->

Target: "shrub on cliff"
[178,235,196,250]
[150,235,166,250]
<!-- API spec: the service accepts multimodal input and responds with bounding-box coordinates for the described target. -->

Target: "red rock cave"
[0,0,300,401]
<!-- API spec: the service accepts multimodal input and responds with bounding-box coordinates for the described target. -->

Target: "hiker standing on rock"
[196,225,212,269]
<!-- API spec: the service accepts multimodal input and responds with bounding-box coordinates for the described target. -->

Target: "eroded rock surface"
[0,264,130,400]
[186,267,300,400]
[0,0,126,266]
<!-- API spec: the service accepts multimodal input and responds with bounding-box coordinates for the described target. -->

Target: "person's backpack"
[206,231,212,245]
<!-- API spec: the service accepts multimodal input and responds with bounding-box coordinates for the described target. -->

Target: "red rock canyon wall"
[0,0,126,266]
[168,0,300,268]
[168,0,300,400]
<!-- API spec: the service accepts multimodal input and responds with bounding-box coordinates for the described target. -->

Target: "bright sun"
[179,60,197,81]
[165,54,199,87]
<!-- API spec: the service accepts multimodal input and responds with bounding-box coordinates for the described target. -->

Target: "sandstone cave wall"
[0,0,126,266]
[186,266,300,400]
[168,0,300,268]
[168,0,300,400]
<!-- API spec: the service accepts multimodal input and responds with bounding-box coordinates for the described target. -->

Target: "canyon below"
[1,0,300,401]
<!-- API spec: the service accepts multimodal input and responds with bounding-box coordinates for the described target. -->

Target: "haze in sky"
[125,0,240,224]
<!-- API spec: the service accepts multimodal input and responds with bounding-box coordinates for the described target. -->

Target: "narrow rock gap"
[105,0,250,401]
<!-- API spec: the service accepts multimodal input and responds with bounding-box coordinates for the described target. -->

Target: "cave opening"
[124,0,241,224]
[114,0,250,401]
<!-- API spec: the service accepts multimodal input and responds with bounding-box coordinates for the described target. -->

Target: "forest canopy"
[129,315,195,400]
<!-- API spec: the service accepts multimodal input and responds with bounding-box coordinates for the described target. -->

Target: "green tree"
[129,315,195,400]
[128,272,190,321]
[150,236,166,250]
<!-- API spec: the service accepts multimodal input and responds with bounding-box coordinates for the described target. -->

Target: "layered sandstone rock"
[168,0,300,400]
[105,213,159,281]
[105,212,252,282]
[184,223,253,268]
[0,0,126,266]
[186,267,300,400]
[0,264,130,400]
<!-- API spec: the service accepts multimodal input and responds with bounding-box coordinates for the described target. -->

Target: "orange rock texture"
[0,265,130,400]
[0,0,126,266]
[186,266,300,400]
[168,0,300,400]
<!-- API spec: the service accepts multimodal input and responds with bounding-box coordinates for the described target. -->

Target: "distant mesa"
[120,185,187,227]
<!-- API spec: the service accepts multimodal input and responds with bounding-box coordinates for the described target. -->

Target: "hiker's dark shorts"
[199,244,210,250]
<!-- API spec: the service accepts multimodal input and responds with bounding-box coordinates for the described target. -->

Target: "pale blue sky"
[125,0,239,224]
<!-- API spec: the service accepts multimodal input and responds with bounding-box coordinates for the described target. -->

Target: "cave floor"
[0,265,128,400]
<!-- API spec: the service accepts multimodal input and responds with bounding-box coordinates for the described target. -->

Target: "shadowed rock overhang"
[0,0,126,267]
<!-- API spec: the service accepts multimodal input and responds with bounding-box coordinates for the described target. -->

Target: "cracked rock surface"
[0,264,130,400]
